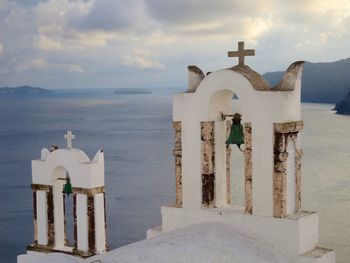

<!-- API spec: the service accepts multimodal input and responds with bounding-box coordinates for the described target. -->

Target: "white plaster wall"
[172,67,303,216]
[94,193,106,252]
[77,194,88,252]
[53,180,65,248]
[287,141,296,215]
[36,190,48,245]
[32,149,104,189]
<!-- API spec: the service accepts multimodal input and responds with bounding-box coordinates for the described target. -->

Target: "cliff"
[0,86,53,95]
[263,58,350,103]
[335,90,350,115]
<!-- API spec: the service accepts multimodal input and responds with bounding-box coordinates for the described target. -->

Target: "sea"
[0,89,349,263]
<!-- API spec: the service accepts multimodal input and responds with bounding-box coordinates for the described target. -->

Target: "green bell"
[225,113,244,146]
[62,176,73,196]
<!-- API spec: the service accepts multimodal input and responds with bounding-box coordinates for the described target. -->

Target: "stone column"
[173,121,182,208]
[273,121,303,218]
[226,120,231,205]
[201,121,215,208]
[73,187,106,256]
[244,122,253,214]
[46,186,55,247]
[75,193,88,253]
[87,195,95,254]
[295,149,303,212]
[31,184,50,246]
[103,193,109,251]
[73,194,78,251]
[32,191,38,243]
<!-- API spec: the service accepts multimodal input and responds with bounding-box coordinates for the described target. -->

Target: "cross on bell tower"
[228,41,255,66]
[64,130,75,149]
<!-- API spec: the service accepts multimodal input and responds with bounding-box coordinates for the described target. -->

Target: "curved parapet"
[187,65,205,92]
[274,61,305,91]
[32,148,104,188]
[228,61,305,91]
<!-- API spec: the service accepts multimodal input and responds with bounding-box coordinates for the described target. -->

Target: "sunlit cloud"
[123,49,165,69]
[0,0,349,88]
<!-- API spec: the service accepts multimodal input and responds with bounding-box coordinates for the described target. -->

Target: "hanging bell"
[225,113,244,145]
[62,176,73,196]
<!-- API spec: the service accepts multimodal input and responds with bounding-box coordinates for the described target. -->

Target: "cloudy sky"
[0,0,349,89]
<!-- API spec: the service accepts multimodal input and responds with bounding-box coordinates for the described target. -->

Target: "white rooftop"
[19,222,287,263]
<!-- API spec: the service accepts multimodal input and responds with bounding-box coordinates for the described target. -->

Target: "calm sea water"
[0,90,349,263]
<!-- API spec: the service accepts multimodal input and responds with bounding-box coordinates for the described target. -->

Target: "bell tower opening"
[200,89,252,211]
[227,98,245,209]
[63,172,74,247]
[52,166,74,251]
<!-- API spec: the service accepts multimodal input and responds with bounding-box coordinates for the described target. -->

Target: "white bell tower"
[25,131,107,258]
[149,42,335,263]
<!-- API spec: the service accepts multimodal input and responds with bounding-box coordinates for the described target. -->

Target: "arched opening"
[64,171,74,247]
[204,88,252,212]
[52,166,74,250]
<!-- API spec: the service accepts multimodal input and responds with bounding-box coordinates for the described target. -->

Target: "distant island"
[0,86,53,95]
[263,58,350,103]
[335,91,350,115]
[114,88,152,95]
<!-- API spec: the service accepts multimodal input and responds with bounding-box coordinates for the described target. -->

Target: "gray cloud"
[0,0,349,89]
[143,0,255,25]
[68,0,145,31]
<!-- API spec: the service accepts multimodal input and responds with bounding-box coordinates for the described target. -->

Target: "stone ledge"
[31,184,50,192]
[72,186,105,196]
[296,247,335,263]
[26,244,94,258]
[274,121,304,133]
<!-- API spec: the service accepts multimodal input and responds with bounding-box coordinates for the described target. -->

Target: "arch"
[188,71,256,210]
[194,70,260,122]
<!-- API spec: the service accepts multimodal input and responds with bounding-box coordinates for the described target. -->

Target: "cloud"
[144,0,267,25]
[68,0,145,32]
[68,64,84,73]
[15,57,47,72]
[123,49,165,69]
[0,0,350,88]
[35,35,62,51]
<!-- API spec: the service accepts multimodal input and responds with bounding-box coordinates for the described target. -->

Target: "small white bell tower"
[25,131,107,258]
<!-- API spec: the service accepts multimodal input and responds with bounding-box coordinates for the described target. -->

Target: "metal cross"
[228,41,255,66]
[64,130,75,149]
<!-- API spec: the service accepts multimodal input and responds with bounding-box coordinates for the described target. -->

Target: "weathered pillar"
[94,192,107,252]
[32,191,38,243]
[75,192,88,253]
[295,149,303,212]
[201,121,215,207]
[47,186,55,247]
[226,120,231,205]
[273,121,303,218]
[103,193,109,251]
[31,184,50,246]
[244,122,253,214]
[173,121,182,208]
[73,193,78,251]
[87,195,95,254]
